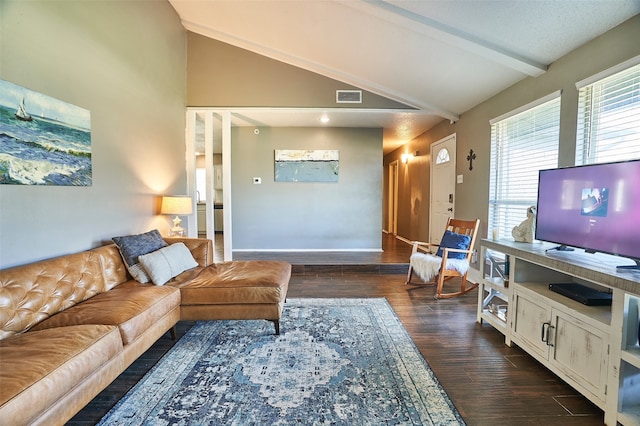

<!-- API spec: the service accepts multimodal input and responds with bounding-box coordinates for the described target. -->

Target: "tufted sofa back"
[0,238,214,340]
[92,245,129,291]
[0,250,109,340]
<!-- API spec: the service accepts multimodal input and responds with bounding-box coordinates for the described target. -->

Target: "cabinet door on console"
[512,290,552,359]
[550,312,609,401]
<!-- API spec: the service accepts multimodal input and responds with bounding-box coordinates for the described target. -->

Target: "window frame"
[575,56,640,165]
[488,91,562,240]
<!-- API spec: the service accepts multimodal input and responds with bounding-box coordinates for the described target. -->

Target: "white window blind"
[489,94,561,240]
[576,61,640,165]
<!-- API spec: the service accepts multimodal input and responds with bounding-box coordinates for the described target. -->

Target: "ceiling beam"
[357,0,548,77]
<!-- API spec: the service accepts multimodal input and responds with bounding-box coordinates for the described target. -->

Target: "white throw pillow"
[138,243,198,286]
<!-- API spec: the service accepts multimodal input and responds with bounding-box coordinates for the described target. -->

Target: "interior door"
[429,134,457,244]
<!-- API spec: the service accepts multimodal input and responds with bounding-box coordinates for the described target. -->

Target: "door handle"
[547,325,555,347]
[447,208,453,212]
[541,322,554,347]
[541,322,550,343]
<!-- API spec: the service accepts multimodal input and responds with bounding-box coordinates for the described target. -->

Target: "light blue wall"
[231,127,383,251]
[0,1,186,268]
[186,33,396,253]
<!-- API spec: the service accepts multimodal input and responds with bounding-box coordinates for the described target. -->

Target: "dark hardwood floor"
[232,232,413,265]
[68,234,604,425]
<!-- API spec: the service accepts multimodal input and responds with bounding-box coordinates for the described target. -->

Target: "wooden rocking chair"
[406,218,480,299]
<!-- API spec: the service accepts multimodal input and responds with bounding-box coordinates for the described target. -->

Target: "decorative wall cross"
[467,149,476,170]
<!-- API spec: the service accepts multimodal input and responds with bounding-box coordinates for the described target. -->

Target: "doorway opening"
[187,110,232,262]
[388,160,399,235]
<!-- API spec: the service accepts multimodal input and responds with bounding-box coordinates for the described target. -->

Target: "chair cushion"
[0,325,123,422]
[30,284,180,345]
[436,230,471,259]
[410,253,470,282]
[167,261,291,305]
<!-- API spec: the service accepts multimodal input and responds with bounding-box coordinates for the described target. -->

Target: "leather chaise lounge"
[0,236,291,425]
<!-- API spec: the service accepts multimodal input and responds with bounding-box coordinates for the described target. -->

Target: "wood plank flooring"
[232,232,413,263]
[68,234,604,425]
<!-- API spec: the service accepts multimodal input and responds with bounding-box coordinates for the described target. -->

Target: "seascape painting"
[275,149,339,182]
[0,79,92,186]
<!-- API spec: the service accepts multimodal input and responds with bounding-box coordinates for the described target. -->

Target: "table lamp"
[160,195,193,237]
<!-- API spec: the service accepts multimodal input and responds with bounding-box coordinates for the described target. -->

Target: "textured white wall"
[0,1,186,268]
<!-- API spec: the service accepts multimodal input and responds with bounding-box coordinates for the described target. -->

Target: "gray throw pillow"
[112,229,167,283]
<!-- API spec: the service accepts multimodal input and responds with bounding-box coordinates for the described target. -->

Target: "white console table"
[478,239,640,426]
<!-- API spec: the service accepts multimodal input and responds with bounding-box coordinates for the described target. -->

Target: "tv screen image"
[581,187,608,217]
[535,159,640,265]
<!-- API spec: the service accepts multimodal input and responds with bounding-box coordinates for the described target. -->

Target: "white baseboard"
[232,248,383,253]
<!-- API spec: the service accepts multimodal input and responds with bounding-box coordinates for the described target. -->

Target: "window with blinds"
[488,93,561,240]
[576,60,640,165]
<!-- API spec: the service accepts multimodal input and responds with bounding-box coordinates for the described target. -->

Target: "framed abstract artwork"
[275,149,339,183]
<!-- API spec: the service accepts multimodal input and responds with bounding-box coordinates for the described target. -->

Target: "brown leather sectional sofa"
[0,237,290,425]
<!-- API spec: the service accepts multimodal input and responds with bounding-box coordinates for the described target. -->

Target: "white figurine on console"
[512,206,536,243]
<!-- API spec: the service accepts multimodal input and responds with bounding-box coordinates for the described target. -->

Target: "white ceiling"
[170,0,640,154]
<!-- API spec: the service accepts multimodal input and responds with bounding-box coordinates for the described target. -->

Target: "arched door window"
[436,148,450,164]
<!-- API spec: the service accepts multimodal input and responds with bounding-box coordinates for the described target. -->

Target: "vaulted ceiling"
[169,0,640,154]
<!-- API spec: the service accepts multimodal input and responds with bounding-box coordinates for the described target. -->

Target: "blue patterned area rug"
[98,298,465,425]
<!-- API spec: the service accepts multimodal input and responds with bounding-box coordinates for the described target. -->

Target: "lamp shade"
[160,196,193,215]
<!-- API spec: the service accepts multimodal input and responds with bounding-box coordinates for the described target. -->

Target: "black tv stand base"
[617,260,640,271]
[546,245,574,252]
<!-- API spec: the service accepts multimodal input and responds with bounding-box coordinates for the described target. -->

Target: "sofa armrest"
[164,238,214,267]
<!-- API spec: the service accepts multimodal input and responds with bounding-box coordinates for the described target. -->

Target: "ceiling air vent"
[336,90,362,104]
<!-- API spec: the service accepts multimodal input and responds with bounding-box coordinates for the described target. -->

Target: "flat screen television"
[535,159,640,269]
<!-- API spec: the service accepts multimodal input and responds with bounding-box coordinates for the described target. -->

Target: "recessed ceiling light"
[320,115,330,124]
